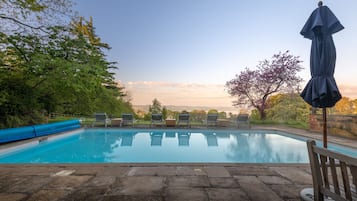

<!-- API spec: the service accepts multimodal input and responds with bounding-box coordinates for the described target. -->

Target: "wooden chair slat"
[320,155,330,190]
[350,165,357,193]
[329,158,341,195]
[340,161,352,200]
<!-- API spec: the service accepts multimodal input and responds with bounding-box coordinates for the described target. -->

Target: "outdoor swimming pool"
[0,128,356,163]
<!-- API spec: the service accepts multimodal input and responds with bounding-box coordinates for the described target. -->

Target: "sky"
[74,0,357,109]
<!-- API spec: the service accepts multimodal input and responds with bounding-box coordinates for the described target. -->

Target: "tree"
[0,12,134,127]
[265,93,310,123]
[149,98,162,114]
[225,51,303,119]
[190,110,206,122]
[334,97,353,114]
[162,106,168,120]
[207,109,218,114]
[0,0,73,35]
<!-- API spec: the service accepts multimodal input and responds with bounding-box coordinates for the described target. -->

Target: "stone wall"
[309,114,357,138]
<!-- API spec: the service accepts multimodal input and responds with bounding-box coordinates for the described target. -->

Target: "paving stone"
[101,195,164,201]
[108,176,165,196]
[0,176,27,192]
[208,177,240,188]
[96,166,129,177]
[235,176,283,201]
[269,167,312,185]
[127,166,176,176]
[175,166,196,176]
[73,167,104,175]
[45,175,92,190]
[270,184,309,200]
[257,175,292,185]
[298,165,311,174]
[203,166,230,177]
[227,166,277,176]
[26,189,71,201]
[60,187,108,201]
[165,188,208,201]
[206,188,250,201]
[83,176,116,187]
[167,176,210,187]
[8,166,61,176]
[7,176,53,193]
[0,193,28,201]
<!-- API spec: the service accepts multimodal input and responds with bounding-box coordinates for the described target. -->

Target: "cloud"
[339,84,357,99]
[123,81,235,107]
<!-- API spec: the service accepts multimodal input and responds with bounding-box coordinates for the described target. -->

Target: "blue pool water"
[0,129,356,163]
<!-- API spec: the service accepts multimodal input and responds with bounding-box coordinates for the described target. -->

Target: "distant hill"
[133,105,240,114]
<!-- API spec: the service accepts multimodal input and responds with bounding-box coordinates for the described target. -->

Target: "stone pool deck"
[0,164,312,201]
[0,126,356,201]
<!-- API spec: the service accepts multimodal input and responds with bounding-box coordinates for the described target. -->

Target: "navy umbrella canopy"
[300,4,344,107]
[300,2,344,147]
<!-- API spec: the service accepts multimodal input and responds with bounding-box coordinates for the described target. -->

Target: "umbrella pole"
[323,108,327,148]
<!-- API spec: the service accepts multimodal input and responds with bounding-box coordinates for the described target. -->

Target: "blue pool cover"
[0,119,81,143]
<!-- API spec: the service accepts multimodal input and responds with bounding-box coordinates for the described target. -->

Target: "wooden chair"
[300,140,357,201]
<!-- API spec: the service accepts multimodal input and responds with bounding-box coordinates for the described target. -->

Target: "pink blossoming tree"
[225,51,303,119]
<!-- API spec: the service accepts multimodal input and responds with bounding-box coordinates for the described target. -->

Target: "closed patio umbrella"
[300,1,344,148]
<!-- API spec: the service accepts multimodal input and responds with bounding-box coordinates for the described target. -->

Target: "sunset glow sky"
[75,0,357,108]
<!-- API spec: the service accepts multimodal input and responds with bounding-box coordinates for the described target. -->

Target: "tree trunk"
[258,108,266,120]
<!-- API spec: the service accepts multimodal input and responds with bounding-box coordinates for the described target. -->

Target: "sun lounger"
[92,113,111,127]
[205,132,218,146]
[206,113,218,127]
[121,113,134,127]
[178,132,190,146]
[300,140,357,201]
[177,113,190,127]
[237,114,250,129]
[151,113,164,127]
[150,131,163,146]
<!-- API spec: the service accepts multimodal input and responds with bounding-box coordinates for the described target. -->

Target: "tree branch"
[0,15,50,34]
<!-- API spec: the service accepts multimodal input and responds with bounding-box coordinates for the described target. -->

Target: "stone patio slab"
[206,188,250,201]
[204,166,231,177]
[235,176,283,201]
[208,177,240,188]
[108,176,165,196]
[164,188,208,201]
[167,176,210,187]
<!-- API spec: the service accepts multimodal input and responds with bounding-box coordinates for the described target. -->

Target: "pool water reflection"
[0,129,355,163]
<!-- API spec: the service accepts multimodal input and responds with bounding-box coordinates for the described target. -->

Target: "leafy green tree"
[162,106,168,120]
[190,110,206,122]
[0,0,73,34]
[0,13,133,127]
[207,109,218,114]
[149,98,162,114]
[334,97,353,114]
[265,93,310,123]
[219,112,227,119]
